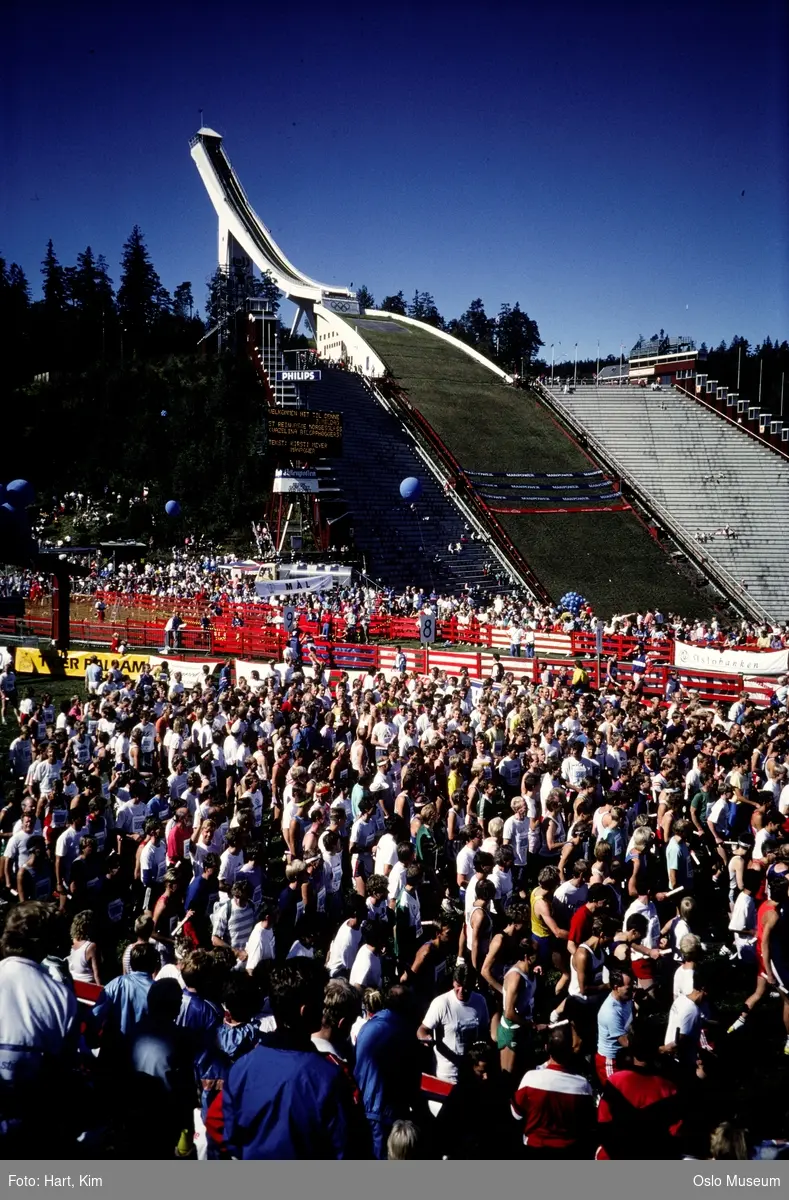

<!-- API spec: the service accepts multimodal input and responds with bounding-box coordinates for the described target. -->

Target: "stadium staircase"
[543,384,789,622]
[307,369,501,593]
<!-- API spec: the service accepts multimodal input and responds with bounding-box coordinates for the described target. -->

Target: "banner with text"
[673,640,788,677]
[148,657,220,687]
[272,469,320,494]
[14,646,152,680]
[254,574,336,598]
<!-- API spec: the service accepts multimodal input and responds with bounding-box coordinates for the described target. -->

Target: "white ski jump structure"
[190,127,513,382]
[190,127,387,373]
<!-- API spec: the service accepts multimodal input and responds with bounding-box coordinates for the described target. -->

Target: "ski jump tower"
[190,128,386,374]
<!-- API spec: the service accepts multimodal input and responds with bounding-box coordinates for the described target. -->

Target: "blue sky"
[3,0,787,360]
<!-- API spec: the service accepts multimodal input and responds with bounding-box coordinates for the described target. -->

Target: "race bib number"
[107,898,124,923]
[142,735,154,753]
[132,814,146,833]
[316,888,326,914]
[50,810,67,829]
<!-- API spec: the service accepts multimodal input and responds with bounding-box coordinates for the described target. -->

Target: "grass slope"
[354,316,708,615]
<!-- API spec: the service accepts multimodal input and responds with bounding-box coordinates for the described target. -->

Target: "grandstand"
[542,383,789,622]
[344,314,709,616]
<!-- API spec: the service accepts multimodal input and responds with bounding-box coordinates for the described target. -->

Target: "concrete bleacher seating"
[546,384,789,621]
[308,369,500,593]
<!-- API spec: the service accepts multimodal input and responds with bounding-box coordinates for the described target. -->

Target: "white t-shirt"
[455,845,476,882]
[349,944,382,990]
[218,847,244,887]
[245,924,275,972]
[673,964,695,998]
[502,815,529,866]
[708,797,729,834]
[729,891,757,955]
[387,861,407,904]
[0,957,77,1085]
[421,989,489,1084]
[327,921,362,975]
[155,963,186,988]
[664,993,701,1063]
[623,898,660,948]
[140,840,167,883]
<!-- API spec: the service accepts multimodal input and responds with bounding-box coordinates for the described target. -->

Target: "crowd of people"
[3,552,788,657]
[0,622,788,1161]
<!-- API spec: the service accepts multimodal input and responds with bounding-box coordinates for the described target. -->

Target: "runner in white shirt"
[245,902,277,972]
[349,924,385,990]
[326,908,364,978]
[374,823,400,877]
[417,965,489,1085]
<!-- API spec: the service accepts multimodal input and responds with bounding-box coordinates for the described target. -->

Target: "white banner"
[148,657,220,687]
[673,641,788,677]
[254,574,335,598]
[321,297,360,315]
[272,469,319,494]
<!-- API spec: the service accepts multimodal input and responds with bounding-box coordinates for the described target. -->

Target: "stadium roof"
[630,335,696,359]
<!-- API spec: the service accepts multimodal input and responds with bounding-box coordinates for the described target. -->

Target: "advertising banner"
[254,574,336,598]
[673,640,788,677]
[272,469,320,494]
[14,646,152,680]
[148,657,220,687]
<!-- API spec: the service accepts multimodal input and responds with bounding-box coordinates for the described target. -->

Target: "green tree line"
[355,285,543,375]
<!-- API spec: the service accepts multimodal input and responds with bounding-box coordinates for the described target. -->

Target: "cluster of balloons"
[399,476,423,502]
[558,590,587,616]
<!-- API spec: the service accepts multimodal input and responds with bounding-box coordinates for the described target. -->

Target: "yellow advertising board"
[14,646,152,680]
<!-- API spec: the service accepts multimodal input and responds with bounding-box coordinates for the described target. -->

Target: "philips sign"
[276,370,322,383]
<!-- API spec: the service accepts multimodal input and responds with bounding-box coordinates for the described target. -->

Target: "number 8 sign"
[419,613,436,644]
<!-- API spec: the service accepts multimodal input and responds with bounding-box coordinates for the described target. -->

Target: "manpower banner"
[254,574,336,598]
[14,646,152,679]
[673,640,788,677]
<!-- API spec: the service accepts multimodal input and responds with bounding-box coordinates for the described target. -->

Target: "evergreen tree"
[457,298,495,354]
[356,285,374,309]
[36,240,70,371]
[408,290,442,327]
[41,239,69,320]
[380,291,407,315]
[419,293,443,328]
[173,282,194,321]
[117,225,166,354]
[496,301,543,371]
[67,247,117,364]
[256,269,280,314]
[0,259,32,382]
[205,267,230,330]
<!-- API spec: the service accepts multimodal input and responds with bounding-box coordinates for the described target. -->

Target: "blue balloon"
[165,500,182,517]
[6,479,34,508]
[399,476,422,502]
[161,410,168,418]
